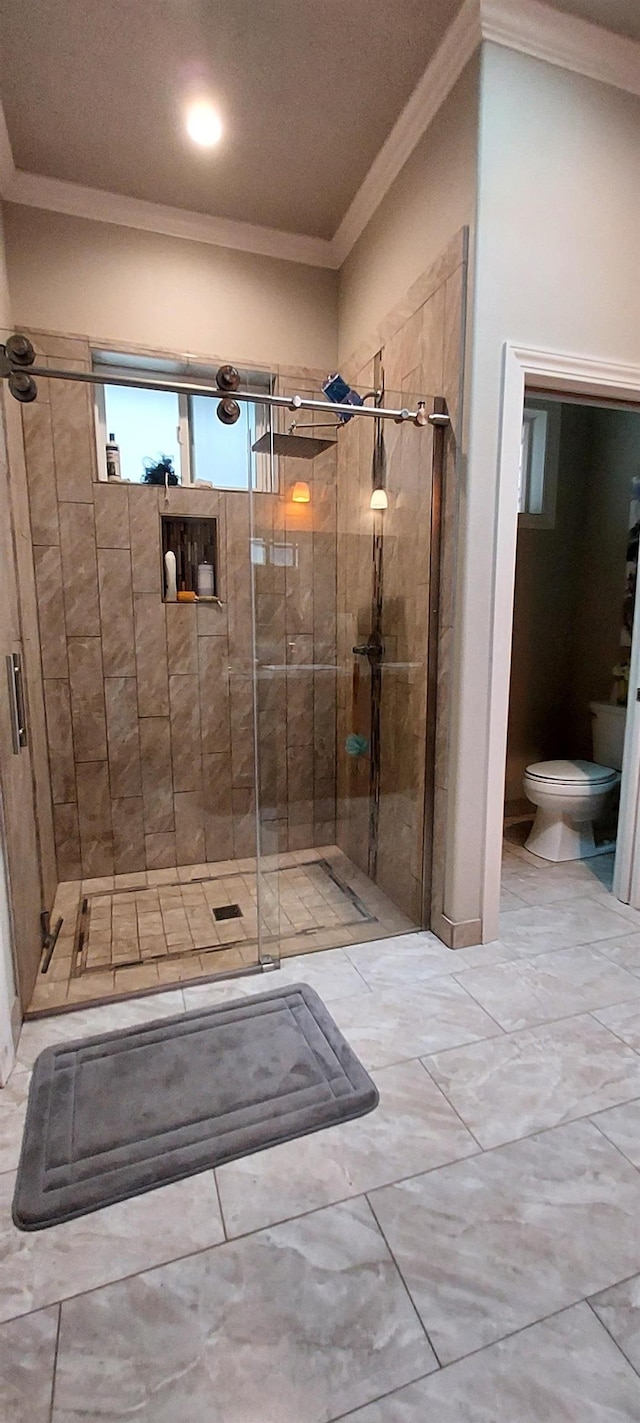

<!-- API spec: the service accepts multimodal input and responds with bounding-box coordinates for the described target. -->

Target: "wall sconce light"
[291,480,311,504]
[370,488,388,510]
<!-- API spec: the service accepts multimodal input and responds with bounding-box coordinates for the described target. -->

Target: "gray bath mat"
[13,983,378,1230]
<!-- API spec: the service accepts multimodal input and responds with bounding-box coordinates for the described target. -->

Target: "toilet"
[522,702,626,862]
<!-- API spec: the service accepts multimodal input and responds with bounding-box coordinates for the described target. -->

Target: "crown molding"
[1,167,338,268]
[480,0,640,96]
[1,0,639,271]
[332,0,480,265]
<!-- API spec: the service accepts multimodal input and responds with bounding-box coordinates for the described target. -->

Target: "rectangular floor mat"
[13,983,379,1230]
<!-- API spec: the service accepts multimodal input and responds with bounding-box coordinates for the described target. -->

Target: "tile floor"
[5,838,640,1416]
[28,846,413,1015]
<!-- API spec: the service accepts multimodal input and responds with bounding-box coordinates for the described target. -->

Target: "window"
[93,353,275,491]
[103,383,183,485]
[518,403,558,528]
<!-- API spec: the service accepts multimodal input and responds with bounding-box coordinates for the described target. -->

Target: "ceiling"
[543,0,640,41]
[0,0,638,243]
[0,0,459,240]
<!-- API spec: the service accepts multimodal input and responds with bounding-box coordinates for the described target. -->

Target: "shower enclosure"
[1,337,447,1014]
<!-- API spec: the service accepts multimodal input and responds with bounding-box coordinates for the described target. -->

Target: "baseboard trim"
[431,910,483,950]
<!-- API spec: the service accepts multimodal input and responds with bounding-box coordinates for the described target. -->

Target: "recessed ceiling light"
[185,99,223,148]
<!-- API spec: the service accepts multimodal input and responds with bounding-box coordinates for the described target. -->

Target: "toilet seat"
[525,759,618,795]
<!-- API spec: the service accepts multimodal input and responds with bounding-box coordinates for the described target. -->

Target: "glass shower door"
[250,380,440,966]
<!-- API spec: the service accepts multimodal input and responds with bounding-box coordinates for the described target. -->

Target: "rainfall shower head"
[251,431,336,459]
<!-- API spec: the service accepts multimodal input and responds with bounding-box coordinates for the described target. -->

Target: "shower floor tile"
[27,847,414,1016]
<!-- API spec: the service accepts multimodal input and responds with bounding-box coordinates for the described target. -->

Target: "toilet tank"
[590,701,627,771]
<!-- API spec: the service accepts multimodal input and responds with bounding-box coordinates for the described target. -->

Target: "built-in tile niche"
[161,515,218,600]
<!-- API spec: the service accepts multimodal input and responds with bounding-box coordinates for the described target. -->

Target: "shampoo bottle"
[106,433,121,480]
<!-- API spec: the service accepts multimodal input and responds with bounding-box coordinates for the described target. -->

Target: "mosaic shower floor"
[27,846,414,1016]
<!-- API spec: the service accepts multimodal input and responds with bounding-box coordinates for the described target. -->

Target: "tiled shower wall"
[20,334,338,883]
[336,233,466,924]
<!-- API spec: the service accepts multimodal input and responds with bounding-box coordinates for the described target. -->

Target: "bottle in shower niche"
[197,561,214,598]
[106,432,121,480]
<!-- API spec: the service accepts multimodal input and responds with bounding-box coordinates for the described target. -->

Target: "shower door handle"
[6,652,27,753]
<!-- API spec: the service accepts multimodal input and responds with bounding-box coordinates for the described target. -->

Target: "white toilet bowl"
[523,758,619,862]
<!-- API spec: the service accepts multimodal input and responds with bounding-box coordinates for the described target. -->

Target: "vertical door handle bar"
[6,653,27,752]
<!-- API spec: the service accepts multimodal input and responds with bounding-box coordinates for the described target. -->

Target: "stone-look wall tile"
[33,545,67,678]
[40,334,91,363]
[145,832,176,870]
[112,797,146,874]
[421,284,446,395]
[166,604,198,675]
[94,483,130,549]
[198,636,231,756]
[287,747,314,829]
[98,547,136,676]
[229,673,255,789]
[104,677,142,798]
[286,634,314,749]
[134,594,168,716]
[129,487,162,594]
[196,601,227,638]
[139,717,174,834]
[202,753,234,862]
[68,637,107,762]
[50,378,95,501]
[43,679,76,803]
[443,263,465,438]
[53,802,82,881]
[174,791,206,866]
[59,501,100,637]
[21,402,59,546]
[76,761,114,876]
[225,494,252,665]
[232,787,256,859]
[169,674,202,794]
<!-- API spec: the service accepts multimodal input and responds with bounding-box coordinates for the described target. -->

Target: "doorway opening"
[503,389,640,916]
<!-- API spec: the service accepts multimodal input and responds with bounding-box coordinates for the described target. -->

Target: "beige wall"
[337,58,478,363]
[450,45,640,933]
[2,204,338,371]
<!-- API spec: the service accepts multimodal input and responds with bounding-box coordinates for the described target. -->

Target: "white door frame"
[484,343,640,934]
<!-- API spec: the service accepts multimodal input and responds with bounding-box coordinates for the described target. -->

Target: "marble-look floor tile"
[0,1071,30,1173]
[591,1274,640,1375]
[343,933,459,990]
[216,1059,477,1237]
[0,1169,223,1325]
[592,1098,640,1167]
[493,895,636,958]
[342,1303,640,1422]
[425,1014,640,1148]
[500,855,611,908]
[596,931,640,975]
[593,999,640,1051]
[499,886,527,912]
[51,1197,437,1423]
[329,979,501,1071]
[368,1119,640,1364]
[241,947,372,1002]
[16,990,185,1070]
[0,1304,59,1423]
[455,945,640,1031]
